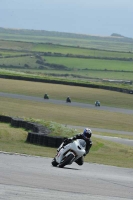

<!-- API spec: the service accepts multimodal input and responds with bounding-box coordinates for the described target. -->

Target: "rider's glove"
[73,136,77,140]
[63,138,72,145]
[68,138,73,143]
[64,138,68,142]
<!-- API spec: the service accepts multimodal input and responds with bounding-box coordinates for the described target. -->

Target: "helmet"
[82,128,92,140]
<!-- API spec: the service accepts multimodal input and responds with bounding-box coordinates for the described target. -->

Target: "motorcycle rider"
[58,128,92,165]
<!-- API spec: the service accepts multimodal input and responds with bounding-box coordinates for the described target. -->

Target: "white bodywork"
[55,139,86,165]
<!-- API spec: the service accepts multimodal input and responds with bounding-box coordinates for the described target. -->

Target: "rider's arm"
[72,134,82,140]
[85,140,92,154]
[63,137,73,145]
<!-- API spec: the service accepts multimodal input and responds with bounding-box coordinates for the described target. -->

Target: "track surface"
[0,92,133,115]
[0,153,133,200]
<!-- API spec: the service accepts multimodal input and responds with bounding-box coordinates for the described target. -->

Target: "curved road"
[0,153,133,200]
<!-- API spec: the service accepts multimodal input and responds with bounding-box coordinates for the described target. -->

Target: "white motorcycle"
[51,139,86,168]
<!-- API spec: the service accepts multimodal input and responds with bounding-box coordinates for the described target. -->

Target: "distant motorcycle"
[51,139,86,168]
[95,100,100,106]
[66,96,71,103]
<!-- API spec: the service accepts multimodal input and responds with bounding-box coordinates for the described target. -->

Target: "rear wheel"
[51,158,58,167]
[59,154,75,168]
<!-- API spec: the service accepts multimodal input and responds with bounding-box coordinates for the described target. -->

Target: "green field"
[44,56,133,71]
[32,44,133,58]
[0,40,133,58]
[1,55,133,71]
[41,70,133,81]
[0,39,133,83]
[0,27,133,52]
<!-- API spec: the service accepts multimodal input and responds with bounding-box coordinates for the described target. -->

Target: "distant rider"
[58,128,92,165]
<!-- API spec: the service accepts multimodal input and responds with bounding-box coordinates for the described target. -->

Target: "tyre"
[59,154,75,168]
[51,158,58,167]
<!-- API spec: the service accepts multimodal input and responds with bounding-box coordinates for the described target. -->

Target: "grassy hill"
[0,27,133,52]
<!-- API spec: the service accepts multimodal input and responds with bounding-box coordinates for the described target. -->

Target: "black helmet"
[82,128,92,140]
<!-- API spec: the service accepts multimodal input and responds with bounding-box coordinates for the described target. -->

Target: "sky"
[0,0,133,38]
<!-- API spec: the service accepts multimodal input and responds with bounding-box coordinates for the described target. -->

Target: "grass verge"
[1,97,133,132]
[0,123,133,168]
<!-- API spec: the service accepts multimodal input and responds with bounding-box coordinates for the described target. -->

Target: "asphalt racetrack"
[0,92,133,115]
[0,153,133,200]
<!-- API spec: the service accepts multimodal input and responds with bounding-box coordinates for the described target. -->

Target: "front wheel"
[51,158,58,167]
[59,154,75,168]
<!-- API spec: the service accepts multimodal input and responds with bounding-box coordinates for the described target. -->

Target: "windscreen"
[78,139,86,148]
